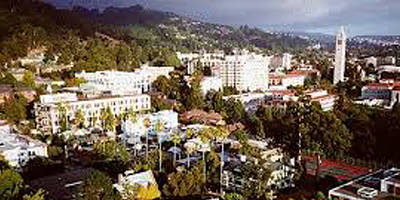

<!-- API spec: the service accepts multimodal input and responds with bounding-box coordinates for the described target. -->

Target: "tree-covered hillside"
[0,0,310,73]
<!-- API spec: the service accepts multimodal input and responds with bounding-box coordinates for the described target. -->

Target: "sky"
[44,0,400,36]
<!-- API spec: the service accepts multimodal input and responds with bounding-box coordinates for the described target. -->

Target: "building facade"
[334,26,346,84]
[200,76,223,95]
[34,93,151,134]
[268,73,305,90]
[281,53,292,70]
[0,123,48,168]
[214,53,270,92]
[329,168,400,200]
[75,66,174,96]
[306,90,337,111]
[121,110,178,144]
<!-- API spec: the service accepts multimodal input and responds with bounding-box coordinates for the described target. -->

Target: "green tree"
[0,72,18,85]
[100,107,116,132]
[80,170,121,200]
[163,163,206,197]
[224,98,246,124]
[170,131,182,167]
[154,120,164,172]
[242,161,272,200]
[93,140,130,165]
[74,109,85,128]
[186,71,204,110]
[223,193,244,200]
[0,155,10,170]
[22,189,46,200]
[0,169,24,199]
[143,117,151,159]
[57,103,68,132]
[22,70,35,88]
[67,77,86,87]
[0,94,27,123]
[137,184,161,200]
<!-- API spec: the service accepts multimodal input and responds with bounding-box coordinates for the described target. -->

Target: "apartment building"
[269,73,305,90]
[34,93,151,134]
[0,123,48,168]
[212,52,271,92]
[200,76,223,95]
[75,66,174,95]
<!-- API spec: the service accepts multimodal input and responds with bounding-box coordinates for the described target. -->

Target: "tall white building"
[200,76,223,95]
[281,53,292,70]
[34,93,151,134]
[334,26,346,84]
[212,51,270,92]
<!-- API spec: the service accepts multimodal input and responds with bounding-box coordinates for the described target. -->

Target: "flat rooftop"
[0,128,47,152]
[330,168,400,200]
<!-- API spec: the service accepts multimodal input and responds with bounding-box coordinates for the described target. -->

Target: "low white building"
[114,170,160,200]
[269,73,305,90]
[306,90,337,111]
[121,110,178,144]
[329,168,400,200]
[200,76,223,95]
[35,93,151,134]
[0,124,48,168]
[76,66,174,96]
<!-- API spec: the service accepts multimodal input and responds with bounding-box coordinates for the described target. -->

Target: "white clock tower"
[334,26,346,84]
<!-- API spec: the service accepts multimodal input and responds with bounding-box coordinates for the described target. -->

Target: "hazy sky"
[45,0,400,35]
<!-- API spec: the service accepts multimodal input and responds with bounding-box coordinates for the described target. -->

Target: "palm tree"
[143,118,151,159]
[170,131,182,167]
[154,120,164,172]
[57,103,69,132]
[184,142,197,168]
[213,126,230,194]
[199,128,212,183]
[74,109,85,128]
[126,108,139,156]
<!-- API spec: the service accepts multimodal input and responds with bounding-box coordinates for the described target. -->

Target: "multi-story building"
[121,110,178,144]
[76,71,148,95]
[365,56,378,68]
[268,73,305,90]
[0,123,48,168]
[222,139,295,192]
[180,50,270,92]
[306,90,337,111]
[136,64,175,83]
[200,76,223,95]
[34,93,151,134]
[361,83,396,100]
[177,50,224,74]
[281,53,292,70]
[75,66,174,96]
[329,168,400,200]
[213,52,271,92]
[334,26,346,84]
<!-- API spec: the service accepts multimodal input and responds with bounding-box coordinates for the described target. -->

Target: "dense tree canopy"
[80,170,121,200]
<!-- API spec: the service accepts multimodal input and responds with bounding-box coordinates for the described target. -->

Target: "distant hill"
[69,5,310,52]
